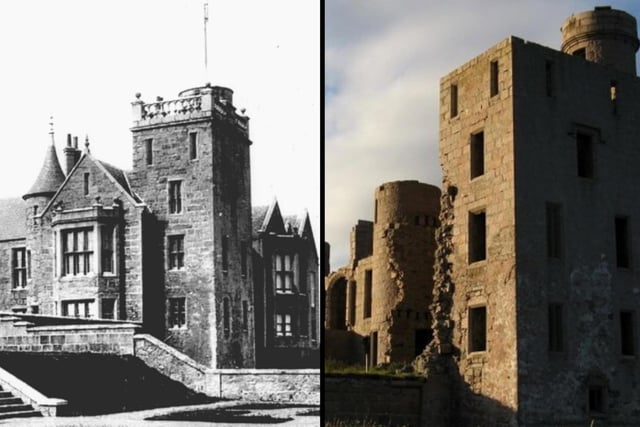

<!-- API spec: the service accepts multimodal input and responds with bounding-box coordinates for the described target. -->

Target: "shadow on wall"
[324,329,366,366]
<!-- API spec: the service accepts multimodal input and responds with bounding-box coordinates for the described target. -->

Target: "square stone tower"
[439,6,640,425]
[130,84,254,368]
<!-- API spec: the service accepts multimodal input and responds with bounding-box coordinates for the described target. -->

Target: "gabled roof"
[252,199,315,239]
[23,143,66,200]
[258,199,286,236]
[41,153,143,217]
[0,198,26,241]
[94,159,141,203]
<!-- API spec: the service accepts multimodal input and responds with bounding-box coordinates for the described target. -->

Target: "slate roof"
[95,159,141,203]
[0,198,26,241]
[251,205,270,238]
[23,144,66,199]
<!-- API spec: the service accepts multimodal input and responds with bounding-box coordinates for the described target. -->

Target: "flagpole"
[204,1,209,81]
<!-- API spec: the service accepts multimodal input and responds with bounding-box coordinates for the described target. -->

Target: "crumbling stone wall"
[370,181,440,364]
[438,37,519,424]
[325,181,440,367]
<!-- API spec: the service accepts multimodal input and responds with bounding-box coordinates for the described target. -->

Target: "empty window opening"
[348,281,356,326]
[576,132,594,178]
[574,48,586,58]
[469,211,487,263]
[615,217,630,268]
[490,61,499,97]
[101,298,116,320]
[450,84,459,118]
[370,331,378,367]
[11,248,26,289]
[327,278,347,330]
[621,311,635,356]
[83,173,90,196]
[189,132,197,160]
[223,297,230,338]
[546,203,563,258]
[364,269,372,319]
[169,297,186,329]
[145,138,153,165]
[470,131,484,179]
[168,180,183,213]
[469,306,487,352]
[545,60,554,97]
[588,385,606,414]
[548,303,564,352]
[168,235,184,270]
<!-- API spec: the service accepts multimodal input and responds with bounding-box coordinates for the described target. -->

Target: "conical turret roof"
[23,142,66,200]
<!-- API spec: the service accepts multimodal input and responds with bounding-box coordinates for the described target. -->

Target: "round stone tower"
[561,6,639,75]
[371,180,441,364]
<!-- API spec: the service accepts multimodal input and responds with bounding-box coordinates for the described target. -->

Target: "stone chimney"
[63,134,82,175]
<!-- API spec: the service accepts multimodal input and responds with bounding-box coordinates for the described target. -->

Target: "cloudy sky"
[326,0,640,270]
[0,1,318,247]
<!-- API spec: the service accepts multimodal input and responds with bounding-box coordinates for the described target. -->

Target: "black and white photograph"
[0,1,319,425]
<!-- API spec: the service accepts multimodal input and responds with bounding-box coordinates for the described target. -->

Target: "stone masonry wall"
[512,35,640,424]
[130,101,254,368]
[0,318,138,355]
[439,37,518,424]
[325,374,449,427]
[217,369,319,404]
[42,157,144,322]
[370,181,440,364]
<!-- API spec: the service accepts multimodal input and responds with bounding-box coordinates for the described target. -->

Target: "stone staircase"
[0,387,40,419]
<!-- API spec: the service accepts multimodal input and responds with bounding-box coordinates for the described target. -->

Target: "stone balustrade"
[142,96,202,120]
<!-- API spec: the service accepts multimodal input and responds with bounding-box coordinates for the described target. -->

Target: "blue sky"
[0,1,319,247]
[325,1,640,270]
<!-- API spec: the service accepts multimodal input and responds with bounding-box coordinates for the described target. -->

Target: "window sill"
[101,273,118,278]
[168,268,186,273]
[275,290,295,294]
[169,326,187,331]
[11,287,27,292]
[468,260,487,267]
[60,273,97,280]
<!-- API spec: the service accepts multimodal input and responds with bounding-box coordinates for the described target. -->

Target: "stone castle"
[0,83,319,370]
[326,6,640,425]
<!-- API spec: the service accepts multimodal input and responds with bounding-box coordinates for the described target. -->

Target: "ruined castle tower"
[439,6,640,425]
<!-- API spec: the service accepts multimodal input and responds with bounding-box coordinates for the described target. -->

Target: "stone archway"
[325,273,348,330]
